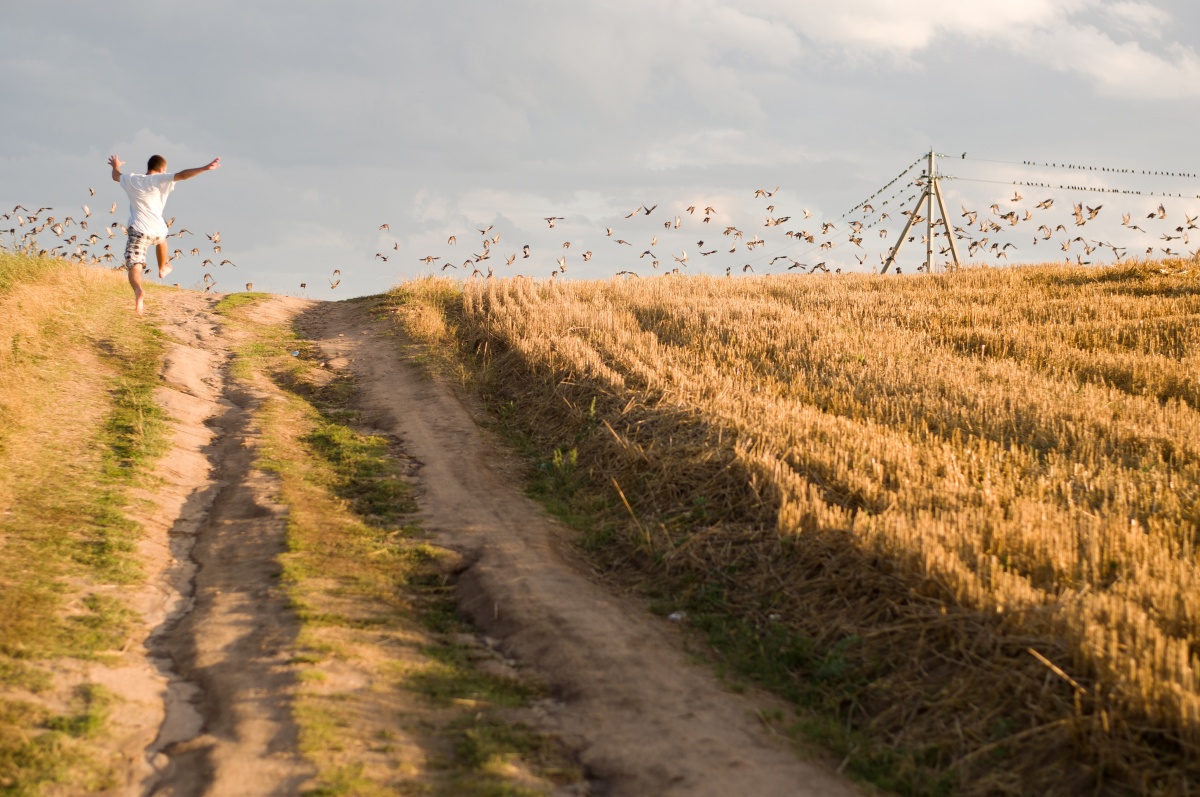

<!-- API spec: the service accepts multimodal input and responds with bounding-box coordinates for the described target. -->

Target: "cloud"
[751,0,1200,99]
[1101,1,1172,37]
[1017,25,1200,99]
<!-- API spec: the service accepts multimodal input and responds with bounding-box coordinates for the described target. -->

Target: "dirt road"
[122,291,866,796]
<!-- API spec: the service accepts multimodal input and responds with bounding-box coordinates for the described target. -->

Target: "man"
[108,152,220,314]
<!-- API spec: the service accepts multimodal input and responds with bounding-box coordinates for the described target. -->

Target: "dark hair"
[147,154,167,172]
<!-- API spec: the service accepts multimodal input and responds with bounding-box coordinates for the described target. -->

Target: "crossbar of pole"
[880,189,929,273]
[931,177,962,270]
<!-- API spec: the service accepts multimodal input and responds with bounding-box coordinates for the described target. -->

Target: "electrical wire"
[943,175,1200,201]
[943,153,1200,180]
[839,153,926,220]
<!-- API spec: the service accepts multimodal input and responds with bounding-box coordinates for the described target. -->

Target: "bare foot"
[159,262,173,279]
[135,290,145,316]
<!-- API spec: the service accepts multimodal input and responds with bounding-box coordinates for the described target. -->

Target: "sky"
[3,0,1200,297]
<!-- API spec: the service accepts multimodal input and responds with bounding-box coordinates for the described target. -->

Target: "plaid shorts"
[123,227,164,269]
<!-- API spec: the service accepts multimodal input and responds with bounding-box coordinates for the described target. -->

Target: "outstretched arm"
[108,155,123,182]
[173,158,221,182]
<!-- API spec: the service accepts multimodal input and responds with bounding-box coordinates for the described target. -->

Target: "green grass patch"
[43,684,116,740]
[405,640,546,709]
[213,291,272,316]
[439,716,577,797]
[0,689,117,795]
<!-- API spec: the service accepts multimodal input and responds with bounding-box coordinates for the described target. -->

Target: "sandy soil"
[99,291,868,796]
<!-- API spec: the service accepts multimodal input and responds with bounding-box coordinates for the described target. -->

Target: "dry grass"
[0,251,169,792]
[388,260,1200,796]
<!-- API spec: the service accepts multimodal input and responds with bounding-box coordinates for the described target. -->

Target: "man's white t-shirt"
[120,172,175,239]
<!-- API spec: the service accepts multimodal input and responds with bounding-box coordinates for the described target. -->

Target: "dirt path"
[120,290,866,796]
[113,292,315,796]
[298,299,865,797]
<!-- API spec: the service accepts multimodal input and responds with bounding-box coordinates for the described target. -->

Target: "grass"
[213,293,582,796]
[385,262,1200,797]
[0,250,168,793]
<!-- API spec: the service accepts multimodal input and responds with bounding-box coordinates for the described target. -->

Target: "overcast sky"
[4,1,1200,296]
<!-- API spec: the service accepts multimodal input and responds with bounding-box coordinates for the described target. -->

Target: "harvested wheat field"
[389,260,1200,796]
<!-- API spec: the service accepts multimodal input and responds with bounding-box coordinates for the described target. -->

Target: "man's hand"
[109,154,123,182]
[174,158,222,182]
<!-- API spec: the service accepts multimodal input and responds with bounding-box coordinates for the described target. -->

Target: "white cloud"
[1017,23,1200,99]
[1101,1,1172,37]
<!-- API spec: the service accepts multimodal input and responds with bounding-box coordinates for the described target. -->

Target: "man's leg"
[124,230,148,315]
[126,262,145,315]
[156,240,171,279]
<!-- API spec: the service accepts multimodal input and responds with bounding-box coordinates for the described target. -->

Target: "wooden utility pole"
[881,148,961,274]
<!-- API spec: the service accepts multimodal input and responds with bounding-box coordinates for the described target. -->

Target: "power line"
[944,153,1200,180]
[839,153,925,220]
[943,175,1200,201]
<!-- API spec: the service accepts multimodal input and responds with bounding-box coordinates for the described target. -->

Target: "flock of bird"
[0,189,254,292]
[372,173,1200,281]
[0,186,347,294]
[4,160,1198,295]
[377,185,876,282]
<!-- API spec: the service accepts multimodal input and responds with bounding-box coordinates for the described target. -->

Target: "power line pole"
[881,148,961,274]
